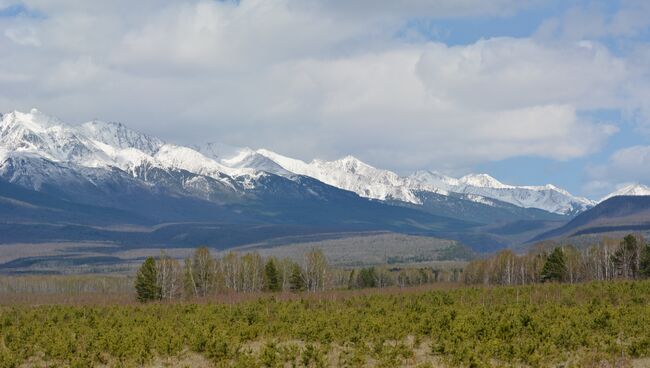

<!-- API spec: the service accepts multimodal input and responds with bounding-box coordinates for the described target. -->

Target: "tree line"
[463,234,650,285]
[134,247,462,302]
[135,248,330,302]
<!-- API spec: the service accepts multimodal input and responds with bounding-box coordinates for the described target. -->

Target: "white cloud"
[0,0,647,176]
[535,0,650,40]
[416,39,628,111]
[4,26,39,46]
[586,145,650,196]
[113,0,367,73]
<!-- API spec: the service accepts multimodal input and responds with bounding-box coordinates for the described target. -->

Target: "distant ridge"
[600,183,650,202]
[531,195,650,241]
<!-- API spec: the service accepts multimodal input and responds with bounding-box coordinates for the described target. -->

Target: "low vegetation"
[2,281,650,367]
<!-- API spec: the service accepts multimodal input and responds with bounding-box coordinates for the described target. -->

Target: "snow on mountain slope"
[78,120,163,155]
[1,109,61,133]
[0,151,127,192]
[456,181,594,215]
[407,171,594,215]
[221,148,293,176]
[406,171,458,195]
[154,144,259,183]
[256,150,420,203]
[253,151,594,214]
[190,144,291,177]
[1,109,102,164]
[192,142,241,161]
[255,150,593,215]
[459,174,509,189]
[87,139,155,171]
[0,109,598,215]
[0,110,262,188]
[601,184,650,202]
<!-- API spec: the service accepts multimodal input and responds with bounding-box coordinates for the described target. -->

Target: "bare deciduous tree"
[156,251,182,300]
[184,247,217,297]
[303,248,329,292]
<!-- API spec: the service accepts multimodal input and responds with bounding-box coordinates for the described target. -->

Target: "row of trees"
[135,234,650,300]
[349,266,462,289]
[464,234,650,285]
[134,247,463,302]
[135,247,330,302]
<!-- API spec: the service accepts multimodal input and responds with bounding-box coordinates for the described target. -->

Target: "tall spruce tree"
[541,247,567,282]
[264,258,281,292]
[612,234,640,279]
[135,257,160,302]
[289,263,305,292]
[358,267,377,288]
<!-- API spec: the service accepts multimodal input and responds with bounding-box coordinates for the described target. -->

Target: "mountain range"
[1,109,648,257]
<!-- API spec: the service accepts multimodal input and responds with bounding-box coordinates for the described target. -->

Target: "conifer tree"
[541,247,567,282]
[289,263,305,292]
[135,257,160,302]
[612,234,640,279]
[358,267,377,288]
[264,258,281,292]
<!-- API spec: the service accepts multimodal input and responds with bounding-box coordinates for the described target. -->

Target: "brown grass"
[0,282,464,306]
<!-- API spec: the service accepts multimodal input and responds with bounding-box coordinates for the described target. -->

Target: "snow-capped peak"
[256,149,312,174]
[1,108,63,133]
[0,109,107,165]
[193,142,242,161]
[459,173,509,189]
[78,120,163,155]
[601,183,650,202]
[257,150,420,203]
[220,148,292,176]
[406,170,458,195]
[409,170,459,185]
[335,155,365,166]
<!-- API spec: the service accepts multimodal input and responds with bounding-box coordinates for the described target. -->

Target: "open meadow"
[1,280,650,367]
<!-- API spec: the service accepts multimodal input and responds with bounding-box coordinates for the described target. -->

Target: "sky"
[1,0,649,199]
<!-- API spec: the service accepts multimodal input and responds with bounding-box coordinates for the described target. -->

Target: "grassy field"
[1,281,650,367]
